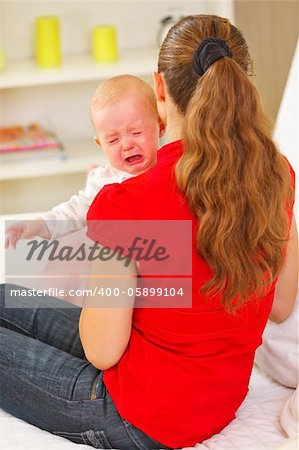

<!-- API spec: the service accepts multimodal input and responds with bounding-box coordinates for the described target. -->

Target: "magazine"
[0,123,65,163]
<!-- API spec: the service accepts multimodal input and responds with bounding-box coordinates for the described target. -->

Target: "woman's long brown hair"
[158,15,294,311]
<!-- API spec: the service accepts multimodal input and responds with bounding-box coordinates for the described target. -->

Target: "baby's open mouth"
[125,155,144,165]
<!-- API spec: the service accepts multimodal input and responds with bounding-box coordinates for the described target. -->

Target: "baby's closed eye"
[108,137,119,144]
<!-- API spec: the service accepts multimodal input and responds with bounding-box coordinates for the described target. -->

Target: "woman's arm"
[79,247,136,370]
[269,217,298,323]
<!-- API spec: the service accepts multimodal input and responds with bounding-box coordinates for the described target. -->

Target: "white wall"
[274,42,298,221]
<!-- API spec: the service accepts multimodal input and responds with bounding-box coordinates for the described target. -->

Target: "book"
[0,123,65,163]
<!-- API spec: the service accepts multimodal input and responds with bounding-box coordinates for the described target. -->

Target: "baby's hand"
[5,218,51,249]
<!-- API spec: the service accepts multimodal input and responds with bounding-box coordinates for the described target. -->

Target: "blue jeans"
[0,284,172,450]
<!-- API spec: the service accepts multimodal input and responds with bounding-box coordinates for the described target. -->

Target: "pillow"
[255,291,298,388]
[280,387,298,438]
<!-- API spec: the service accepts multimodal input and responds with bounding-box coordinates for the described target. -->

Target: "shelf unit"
[0,139,107,181]
[0,48,157,89]
[0,0,235,214]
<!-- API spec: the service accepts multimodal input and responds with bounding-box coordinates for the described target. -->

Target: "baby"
[6,74,164,247]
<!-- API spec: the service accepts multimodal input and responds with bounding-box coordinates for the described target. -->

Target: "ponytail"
[176,57,293,310]
[158,15,294,311]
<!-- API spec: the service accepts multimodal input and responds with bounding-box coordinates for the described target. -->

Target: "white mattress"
[0,214,294,449]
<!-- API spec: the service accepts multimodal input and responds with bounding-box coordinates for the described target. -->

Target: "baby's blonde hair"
[90,74,158,124]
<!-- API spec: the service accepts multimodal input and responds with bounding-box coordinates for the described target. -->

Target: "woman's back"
[87,139,282,447]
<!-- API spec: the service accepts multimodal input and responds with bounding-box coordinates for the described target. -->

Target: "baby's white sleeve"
[41,165,132,238]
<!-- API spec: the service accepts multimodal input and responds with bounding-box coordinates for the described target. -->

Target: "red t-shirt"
[87,140,295,448]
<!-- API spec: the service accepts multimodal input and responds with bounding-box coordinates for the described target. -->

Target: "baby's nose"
[122,138,135,151]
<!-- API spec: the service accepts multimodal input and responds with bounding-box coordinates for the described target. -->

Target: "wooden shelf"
[0,139,107,181]
[0,47,157,89]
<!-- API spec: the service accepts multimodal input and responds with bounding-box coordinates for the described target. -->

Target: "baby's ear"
[93,136,101,146]
[158,117,166,137]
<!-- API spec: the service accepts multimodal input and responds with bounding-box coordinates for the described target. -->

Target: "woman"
[1,14,297,450]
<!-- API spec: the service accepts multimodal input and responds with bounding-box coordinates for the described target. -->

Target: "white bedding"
[0,366,292,450]
[0,214,295,449]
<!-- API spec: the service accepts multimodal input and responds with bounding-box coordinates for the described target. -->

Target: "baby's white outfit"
[41,164,133,239]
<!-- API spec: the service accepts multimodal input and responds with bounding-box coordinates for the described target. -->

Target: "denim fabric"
[0,284,173,450]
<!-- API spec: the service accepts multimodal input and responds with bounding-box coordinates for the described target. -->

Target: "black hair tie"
[192,37,233,76]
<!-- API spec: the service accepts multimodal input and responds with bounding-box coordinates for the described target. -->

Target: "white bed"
[0,214,297,450]
[0,367,298,450]
[0,365,294,450]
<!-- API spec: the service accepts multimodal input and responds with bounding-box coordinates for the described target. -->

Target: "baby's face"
[92,96,160,175]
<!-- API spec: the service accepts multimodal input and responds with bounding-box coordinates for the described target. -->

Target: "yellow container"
[35,16,61,68]
[92,25,118,62]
